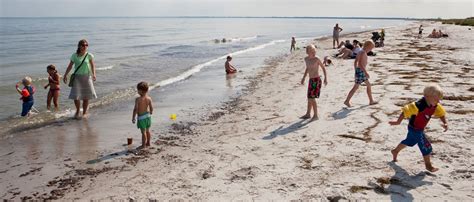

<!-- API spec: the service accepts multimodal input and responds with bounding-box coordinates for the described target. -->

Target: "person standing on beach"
[63,39,97,119]
[225,56,237,74]
[290,37,296,52]
[16,76,35,117]
[389,84,448,172]
[418,25,423,38]
[132,82,153,148]
[343,40,376,107]
[333,23,343,49]
[300,44,328,121]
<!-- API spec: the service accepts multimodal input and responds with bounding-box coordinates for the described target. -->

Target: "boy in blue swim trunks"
[300,44,328,121]
[344,40,376,107]
[389,85,448,172]
[15,76,35,117]
[132,82,154,148]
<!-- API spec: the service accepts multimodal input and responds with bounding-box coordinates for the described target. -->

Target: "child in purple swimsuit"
[44,64,60,111]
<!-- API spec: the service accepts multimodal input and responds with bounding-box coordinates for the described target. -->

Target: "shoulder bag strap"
[71,53,89,75]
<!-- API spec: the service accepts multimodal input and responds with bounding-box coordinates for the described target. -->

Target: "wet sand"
[1,22,473,200]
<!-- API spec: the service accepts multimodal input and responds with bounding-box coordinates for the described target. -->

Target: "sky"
[0,0,472,18]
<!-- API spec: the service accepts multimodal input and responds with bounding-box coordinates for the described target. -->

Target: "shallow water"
[0,17,409,135]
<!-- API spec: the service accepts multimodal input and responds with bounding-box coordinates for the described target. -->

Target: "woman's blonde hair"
[423,84,443,99]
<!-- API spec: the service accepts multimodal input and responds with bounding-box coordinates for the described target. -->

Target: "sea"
[0,17,410,136]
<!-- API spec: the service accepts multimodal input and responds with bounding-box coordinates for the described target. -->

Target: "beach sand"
[1,22,473,200]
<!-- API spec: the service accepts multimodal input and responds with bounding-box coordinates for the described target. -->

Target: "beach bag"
[69,53,89,87]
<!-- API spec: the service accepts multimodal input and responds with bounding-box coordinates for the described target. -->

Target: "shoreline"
[1,21,473,200]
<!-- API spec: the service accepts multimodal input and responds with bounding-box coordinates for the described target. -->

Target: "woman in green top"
[63,39,97,119]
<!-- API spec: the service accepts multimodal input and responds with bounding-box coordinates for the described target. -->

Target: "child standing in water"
[132,82,154,148]
[15,76,35,117]
[290,37,296,52]
[389,85,448,172]
[44,64,60,111]
[300,44,328,121]
[344,40,376,107]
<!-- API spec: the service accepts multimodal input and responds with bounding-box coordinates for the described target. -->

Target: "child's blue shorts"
[21,101,34,117]
[400,126,432,156]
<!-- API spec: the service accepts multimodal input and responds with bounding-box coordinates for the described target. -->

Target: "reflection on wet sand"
[76,120,98,162]
[226,73,237,88]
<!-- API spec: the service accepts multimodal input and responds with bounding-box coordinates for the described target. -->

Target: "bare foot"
[391,149,398,162]
[369,101,378,105]
[310,116,319,122]
[344,101,351,107]
[74,112,81,120]
[82,113,89,119]
[426,166,439,172]
[300,114,311,119]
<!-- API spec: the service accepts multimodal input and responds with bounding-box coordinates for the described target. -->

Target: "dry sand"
[1,22,473,200]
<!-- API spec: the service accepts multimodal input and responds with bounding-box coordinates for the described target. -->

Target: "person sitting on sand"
[343,40,376,107]
[225,56,237,74]
[16,76,35,117]
[389,84,448,172]
[336,40,361,59]
[337,40,350,49]
[300,44,328,121]
[132,81,154,148]
[428,29,439,38]
[290,37,296,52]
[438,29,449,37]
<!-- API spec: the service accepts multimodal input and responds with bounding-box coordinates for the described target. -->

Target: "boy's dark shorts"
[21,101,34,116]
[355,67,368,84]
[400,126,433,156]
[307,77,322,99]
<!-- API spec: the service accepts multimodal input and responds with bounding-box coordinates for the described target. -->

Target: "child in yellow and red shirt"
[389,84,448,172]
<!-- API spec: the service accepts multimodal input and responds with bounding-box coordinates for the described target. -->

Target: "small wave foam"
[128,43,164,49]
[0,39,287,136]
[151,39,285,90]
[210,35,260,43]
[96,65,114,71]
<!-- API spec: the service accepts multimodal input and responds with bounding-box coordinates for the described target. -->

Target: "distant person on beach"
[290,37,296,52]
[343,40,376,107]
[323,56,332,66]
[44,64,60,111]
[333,23,343,49]
[300,44,328,121]
[132,82,154,148]
[418,25,423,38]
[63,39,97,119]
[335,40,360,59]
[428,29,439,38]
[389,84,448,172]
[380,29,385,47]
[15,76,35,117]
[225,56,237,74]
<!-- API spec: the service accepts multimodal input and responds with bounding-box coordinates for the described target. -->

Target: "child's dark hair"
[326,59,332,66]
[47,64,57,73]
[137,81,149,92]
[226,56,232,60]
